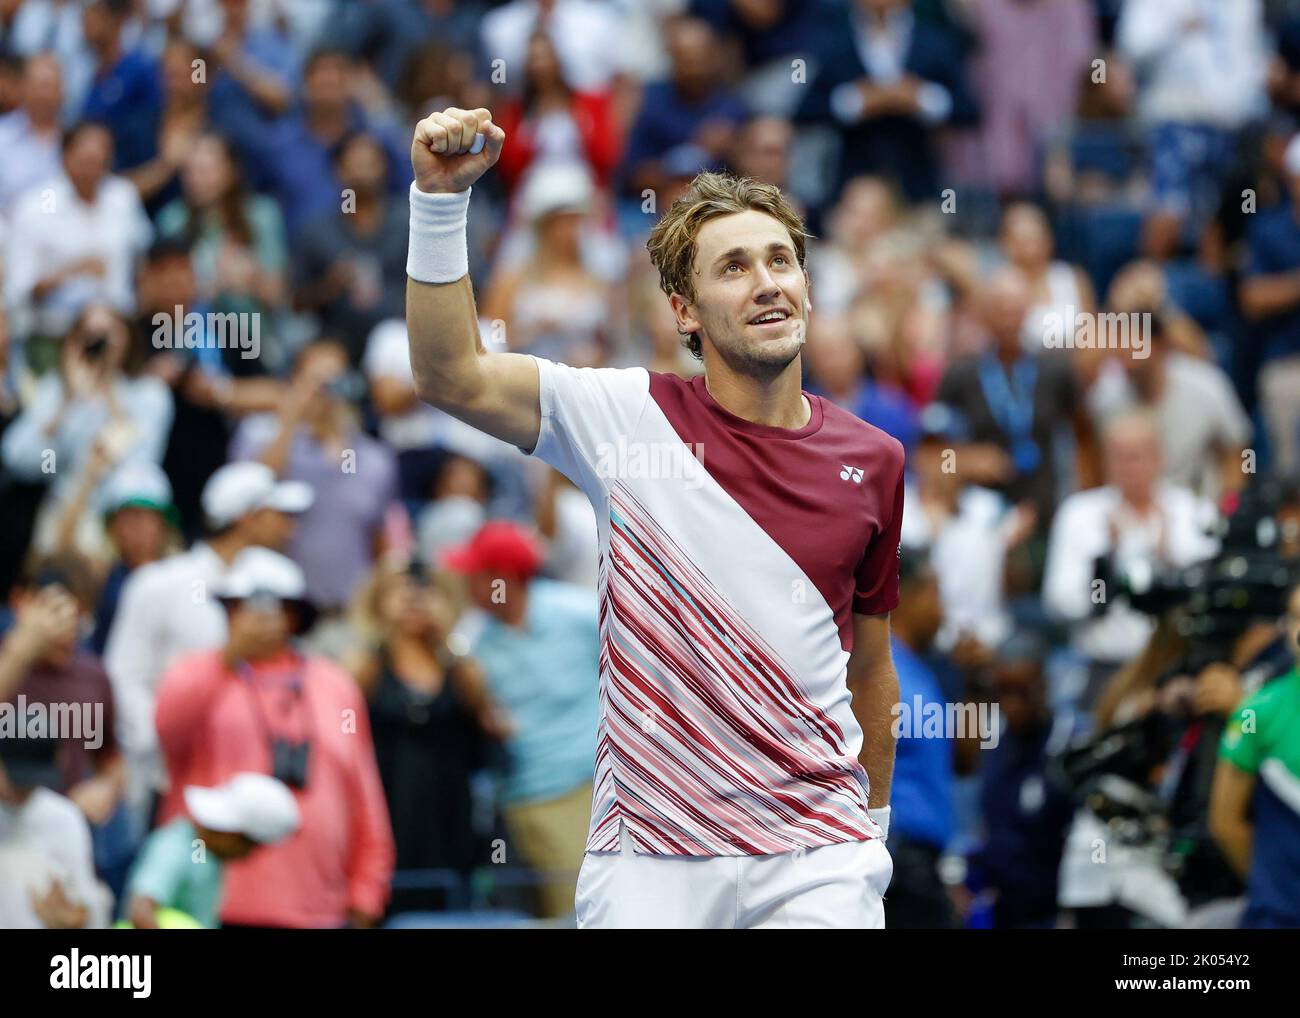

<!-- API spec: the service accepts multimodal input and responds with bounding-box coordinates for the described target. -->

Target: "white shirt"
[1088,352,1251,501]
[0,111,62,220]
[1042,482,1219,663]
[1117,0,1268,128]
[830,6,952,125]
[480,0,628,93]
[0,789,107,929]
[901,484,1013,649]
[103,543,230,806]
[4,173,153,331]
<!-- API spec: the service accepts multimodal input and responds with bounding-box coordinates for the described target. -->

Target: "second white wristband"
[407,183,471,284]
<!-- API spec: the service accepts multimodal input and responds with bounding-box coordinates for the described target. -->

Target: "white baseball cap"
[215,546,308,601]
[99,460,174,518]
[519,161,594,221]
[183,773,301,845]
[201,462,313,530]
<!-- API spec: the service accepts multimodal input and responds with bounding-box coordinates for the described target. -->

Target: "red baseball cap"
[441,520,543,579]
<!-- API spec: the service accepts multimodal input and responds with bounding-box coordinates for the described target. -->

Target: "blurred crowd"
[1,0,1300,929]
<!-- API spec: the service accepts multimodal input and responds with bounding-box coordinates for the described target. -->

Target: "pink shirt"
[155,648,394,927]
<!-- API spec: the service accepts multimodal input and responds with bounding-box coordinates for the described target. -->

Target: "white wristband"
[868,805,891,841]
[407,183,471,284]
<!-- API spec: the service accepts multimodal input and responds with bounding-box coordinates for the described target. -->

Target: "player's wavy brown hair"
[646,172,810,360]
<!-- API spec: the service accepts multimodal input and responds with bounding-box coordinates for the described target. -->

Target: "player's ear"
[669,292,700,337]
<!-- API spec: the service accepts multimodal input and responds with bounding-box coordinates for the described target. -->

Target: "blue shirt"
[470,580,600,805]
[620,81,749,188]
[1243,204,1300,362]
[851,380,920,453]
[888,637,955,849]
[249,110,411,239]
[81,49,162,171]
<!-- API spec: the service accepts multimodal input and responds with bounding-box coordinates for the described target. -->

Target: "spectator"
[156,132,288,345]
[4,122,152,337]
[154,547,394,928]
[104,461,311,841]
[123,772,300,929]
[124,36,211,209]
[0,566,121,831]
[444,521,599,919]
[534,469,598,590]
[884,550,957,928]
[726,114,795,193]
[204,0,298,125]
[295,132,410,359]
[230,340,398,613]
[965,0,1097,197]
[253,48,409,240]
[805,175,900,315]
[1042,411,1219,699]
[137,238,285,540]
[998,202,1096,352]
[969,631,1077,928]
[900,403,1028,651]
[482,162,623,366]
[415,454,491,568]
[1,304,173,555]
[0,53,64,218]
[1088,310,1250,502]
[479,0,628,97]
[1117,0,1268,252]
[57,460,178,653]
[323,0,485,92]
[935,268,1097,528]
[363,319,523,505]
[0,734,106,929]
[803,313,919,452]
[494,31,621,196]
[79,0,161,174]
[797,0,977,203]
[346,556,506,914]
[620,17,748,202]
[1240,134,1300,476]
[1211,580,1300,929]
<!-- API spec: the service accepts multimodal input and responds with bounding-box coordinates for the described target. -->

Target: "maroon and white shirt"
[531,359,905,856]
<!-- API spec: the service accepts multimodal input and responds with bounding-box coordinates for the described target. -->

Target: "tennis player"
[406,108,903,928]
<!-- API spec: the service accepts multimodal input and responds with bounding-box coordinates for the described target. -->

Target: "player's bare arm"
[405,107,542,451]
[847,612,899,814]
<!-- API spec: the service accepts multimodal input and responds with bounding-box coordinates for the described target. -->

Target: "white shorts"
[575,822,893,929]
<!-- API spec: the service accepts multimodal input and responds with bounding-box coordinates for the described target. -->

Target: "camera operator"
[1043,410,1219,709]
[1210,580,1300,928]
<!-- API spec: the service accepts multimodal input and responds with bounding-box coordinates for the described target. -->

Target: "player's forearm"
[405,274,489,410]
[849,658,899,809]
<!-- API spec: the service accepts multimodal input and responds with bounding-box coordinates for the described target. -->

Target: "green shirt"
[1219,666,1300,924]
[124,819,223,928]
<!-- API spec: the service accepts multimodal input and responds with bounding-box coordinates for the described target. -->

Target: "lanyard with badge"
[978,353,1040,474]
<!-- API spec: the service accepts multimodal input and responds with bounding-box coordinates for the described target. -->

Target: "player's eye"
[772,255,788,267]
[724,262,742,273]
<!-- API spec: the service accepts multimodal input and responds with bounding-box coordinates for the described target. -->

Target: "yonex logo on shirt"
[839,464,864,483]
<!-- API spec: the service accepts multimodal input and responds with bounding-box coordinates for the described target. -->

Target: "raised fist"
[411,107,505,195]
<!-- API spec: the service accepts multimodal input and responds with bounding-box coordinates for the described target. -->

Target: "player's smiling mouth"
[747,308,793,328]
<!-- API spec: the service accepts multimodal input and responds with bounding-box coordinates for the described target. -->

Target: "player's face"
[678,211,808,379]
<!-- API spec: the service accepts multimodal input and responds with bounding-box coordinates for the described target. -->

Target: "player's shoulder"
[818,396,905,471]
[537,357,650,398]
